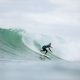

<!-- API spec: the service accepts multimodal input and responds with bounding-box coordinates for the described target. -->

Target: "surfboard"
[31,50,51,60]
[39,54,51,60]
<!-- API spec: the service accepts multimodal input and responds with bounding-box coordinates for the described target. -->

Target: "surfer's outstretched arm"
[49,48,52,52]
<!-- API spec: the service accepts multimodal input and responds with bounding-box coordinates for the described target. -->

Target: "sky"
[0,0,80,60]
[0,0,80,38]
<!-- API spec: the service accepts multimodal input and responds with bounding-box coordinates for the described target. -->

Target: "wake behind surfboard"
[39,54,51,60]
[29,49,51,60]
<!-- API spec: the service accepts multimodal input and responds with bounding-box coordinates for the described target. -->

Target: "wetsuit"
[41,44,52,54]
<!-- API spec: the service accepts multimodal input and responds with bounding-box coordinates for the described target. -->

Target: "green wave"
[0,28,63,60]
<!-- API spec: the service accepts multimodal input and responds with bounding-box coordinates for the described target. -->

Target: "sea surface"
[0,28,80,80]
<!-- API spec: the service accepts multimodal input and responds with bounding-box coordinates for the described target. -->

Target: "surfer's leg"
[41,47,45,52]
[45,49,48,54]
[40,46,45,52]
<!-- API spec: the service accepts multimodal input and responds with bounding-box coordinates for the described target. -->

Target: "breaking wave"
[0,28,79,61]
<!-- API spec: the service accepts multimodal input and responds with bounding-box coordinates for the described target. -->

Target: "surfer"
[40,43,53,54]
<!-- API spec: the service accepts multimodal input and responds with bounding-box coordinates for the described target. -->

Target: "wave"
[0,28,63,60]
[22,32,64,60]
[0,28,79,61]
[0,28,25,58]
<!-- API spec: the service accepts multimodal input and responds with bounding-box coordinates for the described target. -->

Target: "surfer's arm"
[49,48,52,52]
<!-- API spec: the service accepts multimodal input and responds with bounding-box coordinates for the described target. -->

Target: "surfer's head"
[49,43,51,46]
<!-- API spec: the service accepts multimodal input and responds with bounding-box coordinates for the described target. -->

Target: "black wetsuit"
[41,44,52,54]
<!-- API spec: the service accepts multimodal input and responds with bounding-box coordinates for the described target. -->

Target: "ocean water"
[0,28,80,80]
[0,28,64,60]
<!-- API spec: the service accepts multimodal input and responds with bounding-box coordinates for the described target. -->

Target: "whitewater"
[0,28,80,80]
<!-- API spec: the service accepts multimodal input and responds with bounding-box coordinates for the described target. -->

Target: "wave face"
[0,28,62,60]
[0,28,36,60]
[0,28,79,61]
[0,28,26,59]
